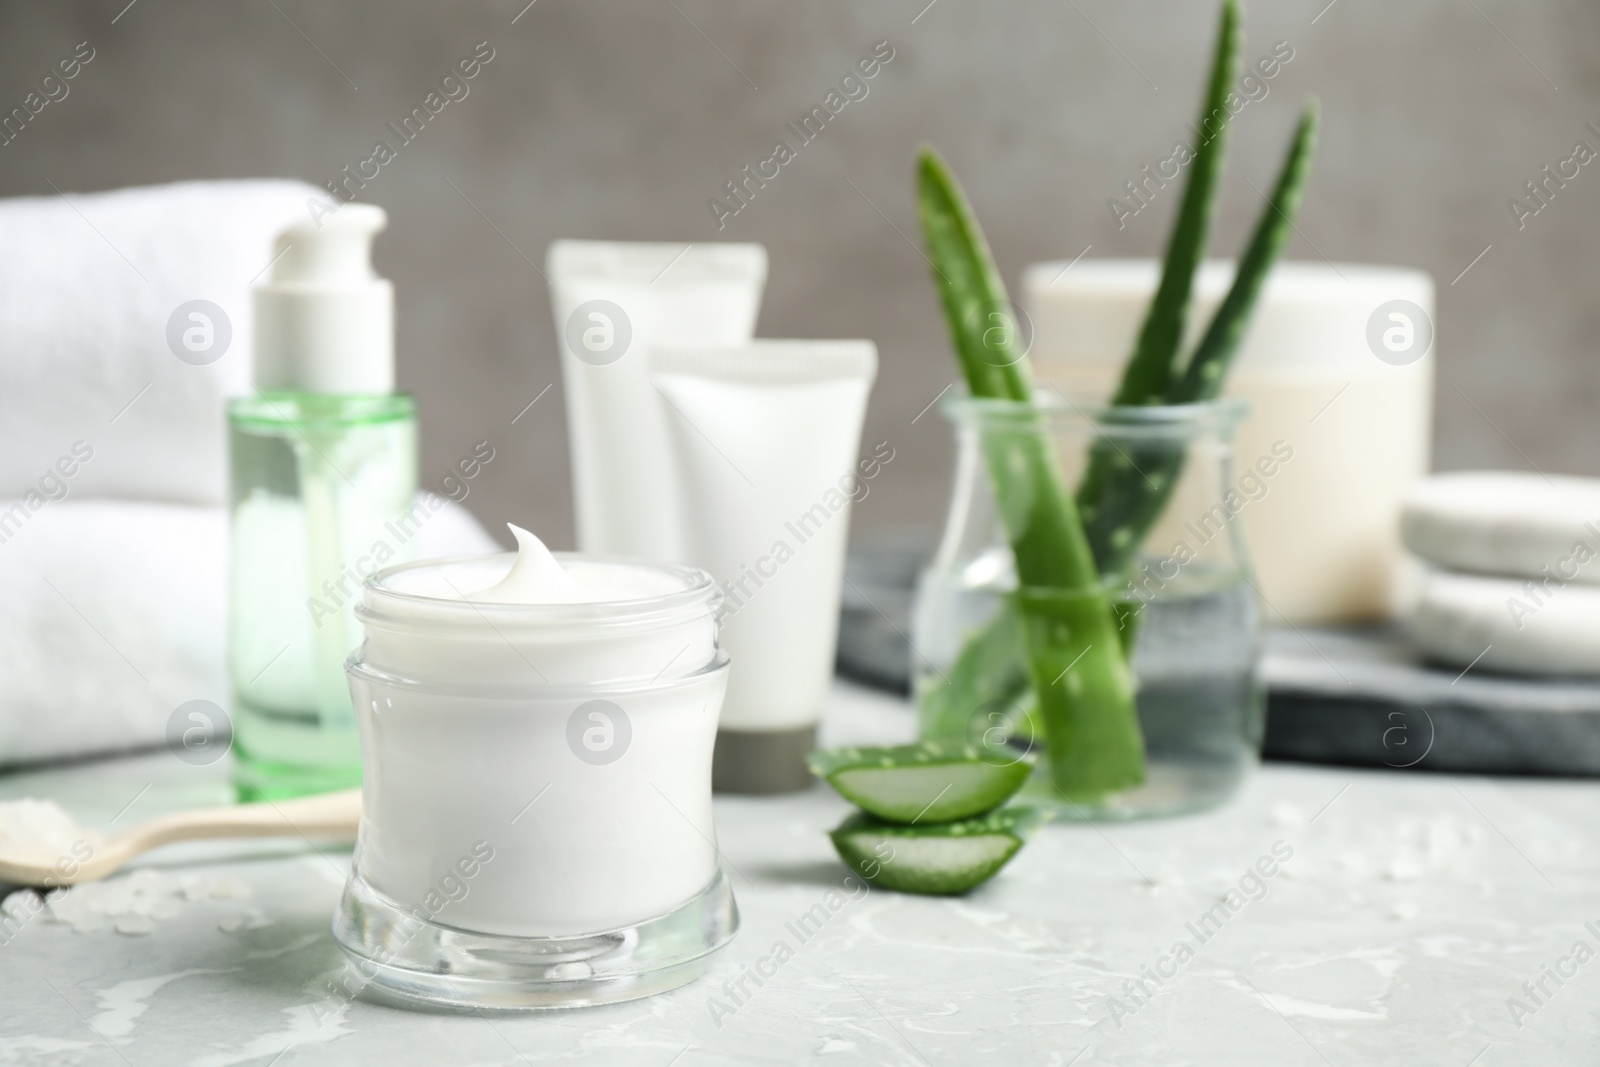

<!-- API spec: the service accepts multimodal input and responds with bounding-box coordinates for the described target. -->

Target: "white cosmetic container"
[332,535,736,1011]
[1024,260,1434,624]
[652,341,877,793]
[547,240,767,560]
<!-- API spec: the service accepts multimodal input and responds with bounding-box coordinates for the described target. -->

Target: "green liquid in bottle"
[228,392,416,801]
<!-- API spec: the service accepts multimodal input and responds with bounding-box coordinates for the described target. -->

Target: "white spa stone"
[1409,569,1600,676]
[1401,471,1600,582]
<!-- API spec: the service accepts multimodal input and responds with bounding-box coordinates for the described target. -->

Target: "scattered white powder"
[217,908,274,933]
[1269,801,1307,828]
[1386,854,1426,882]
[41,869,251,935]
[115,916,156,936]
[2,890,41,920]
[1335,849,1368,873]
[1385,813,1477,882]
[1142,870,1188,896]
[0,798,102,866]
[1279,857,1318,881]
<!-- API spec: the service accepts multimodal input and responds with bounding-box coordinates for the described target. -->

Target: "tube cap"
[253,203,394,393]
[711,725,819,795]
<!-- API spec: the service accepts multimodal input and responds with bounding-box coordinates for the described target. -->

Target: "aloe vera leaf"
[1013,585,1148,799]
[1107,0,1241,409]
[919,598,1030,742]
[1074,0,1241,576]
[916,150,1100,589]
[1169,102,1320,403]
[915,148,1030,403]
[931,565,1142,731]
[917,148,1145,796]
[1078,438,1187,581]
[978,424,1145,798]
[915,6,1312,788]
[919,0,1251,729]
[1111,594,1143,657]
[1076,104,1322,577]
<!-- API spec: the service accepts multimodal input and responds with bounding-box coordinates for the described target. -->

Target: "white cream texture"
[350,527,726,937]
[468,525,603,603]
[359,528,705,689]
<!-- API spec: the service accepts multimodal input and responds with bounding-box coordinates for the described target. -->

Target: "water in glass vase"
[916,552,1262,821]
[913,392,1264,820]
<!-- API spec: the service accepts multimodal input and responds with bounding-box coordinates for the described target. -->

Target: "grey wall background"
[1,1,1595,548]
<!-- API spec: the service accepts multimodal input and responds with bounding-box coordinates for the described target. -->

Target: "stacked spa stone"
[1402,472,1600,676]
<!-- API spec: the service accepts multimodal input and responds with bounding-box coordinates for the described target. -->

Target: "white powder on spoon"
[0,797,102,868]
[0,797,252,936]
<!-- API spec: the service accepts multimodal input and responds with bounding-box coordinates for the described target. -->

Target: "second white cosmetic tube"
[547,240,767,560]
[653,340,878,793]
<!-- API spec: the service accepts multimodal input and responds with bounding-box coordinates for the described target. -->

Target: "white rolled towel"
[0,495,499,767]
[0,180,323,506]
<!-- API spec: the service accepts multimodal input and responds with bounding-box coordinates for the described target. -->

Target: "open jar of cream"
[332,527,737,1011]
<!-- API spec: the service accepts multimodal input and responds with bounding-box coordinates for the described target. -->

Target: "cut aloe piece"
[829,807,1049,896]
[808,741,1033,823]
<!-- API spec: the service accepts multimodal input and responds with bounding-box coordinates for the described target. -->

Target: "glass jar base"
[332,868,738,1012]
[1022,752,1258,822]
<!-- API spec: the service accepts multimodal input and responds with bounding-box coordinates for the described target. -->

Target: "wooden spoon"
[0,788,360,887]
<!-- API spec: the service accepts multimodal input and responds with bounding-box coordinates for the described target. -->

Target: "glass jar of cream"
[332,527,737,1011]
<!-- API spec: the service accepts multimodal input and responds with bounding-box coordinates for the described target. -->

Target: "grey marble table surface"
[1,681,1596,1066]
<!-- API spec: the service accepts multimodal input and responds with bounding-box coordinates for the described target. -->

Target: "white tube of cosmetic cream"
[547,241,767,560]
[652,340,878,793]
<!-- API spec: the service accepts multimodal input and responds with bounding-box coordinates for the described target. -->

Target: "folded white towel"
[0,495,499,767]
[0,180,322,507]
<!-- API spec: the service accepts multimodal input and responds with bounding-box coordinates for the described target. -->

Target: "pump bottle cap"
[253,203,394,393]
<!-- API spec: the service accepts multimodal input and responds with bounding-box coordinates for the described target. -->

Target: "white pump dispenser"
[253,203,394,394]
[229,199,416,800]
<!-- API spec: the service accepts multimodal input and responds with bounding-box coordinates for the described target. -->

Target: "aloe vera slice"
[829,807,1049,896]
[808,742,1033,823]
